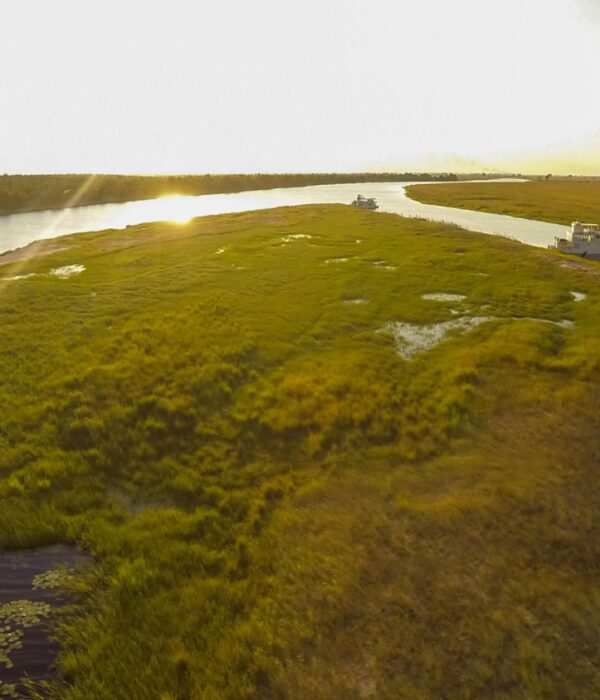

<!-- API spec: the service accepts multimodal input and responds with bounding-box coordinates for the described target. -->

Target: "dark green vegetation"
[0,172,458,215]
[1,205,599,698]
[406,180,600,225]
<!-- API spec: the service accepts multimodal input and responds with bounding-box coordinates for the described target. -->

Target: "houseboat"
[351,194,379,210]
[549,221,600,260]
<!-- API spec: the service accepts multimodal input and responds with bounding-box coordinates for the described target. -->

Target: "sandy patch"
[549,258,600,277]
[373,260,396,270]
[3,273,37,281]
[50,264,85,278]
[343,297,367,305]
[325,257,349,264]
[281,234,312,242]
[515,317,574,329]
[0,243,71,266]
[422,293,466,302]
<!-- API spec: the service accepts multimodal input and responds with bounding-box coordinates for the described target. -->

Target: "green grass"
[406,180,600,225]
[1,205,600,698]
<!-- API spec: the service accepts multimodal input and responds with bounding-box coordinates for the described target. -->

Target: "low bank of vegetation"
[406,180,600,225]
[0,205,599,698]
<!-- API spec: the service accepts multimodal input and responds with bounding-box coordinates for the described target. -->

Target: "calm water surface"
[0,180,566,257]
[0,545,83,697]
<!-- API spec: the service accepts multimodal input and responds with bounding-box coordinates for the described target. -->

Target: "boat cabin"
[351,194,379,210]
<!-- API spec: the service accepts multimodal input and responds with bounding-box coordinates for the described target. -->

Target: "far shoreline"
[0,172,471,217]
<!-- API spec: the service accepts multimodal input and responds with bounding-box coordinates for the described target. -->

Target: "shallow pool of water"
[0,545,84,697]
[381,314,574,360]
[422,293,467,302]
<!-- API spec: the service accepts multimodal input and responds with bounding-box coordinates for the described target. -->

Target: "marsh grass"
[406,180,600,225]
[0,205,599,698]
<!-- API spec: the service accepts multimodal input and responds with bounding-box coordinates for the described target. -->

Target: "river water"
[0,180,566,257]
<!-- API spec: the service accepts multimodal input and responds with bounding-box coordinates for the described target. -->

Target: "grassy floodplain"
[406,180,600,225]
[1,205,600,698]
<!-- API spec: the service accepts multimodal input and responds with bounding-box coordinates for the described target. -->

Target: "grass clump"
[0,205,599,698]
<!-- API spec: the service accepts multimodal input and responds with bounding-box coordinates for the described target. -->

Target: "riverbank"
[406,180,600,225]
[1,205,599,697]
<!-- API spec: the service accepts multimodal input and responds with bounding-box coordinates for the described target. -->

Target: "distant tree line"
[0,172,458,215]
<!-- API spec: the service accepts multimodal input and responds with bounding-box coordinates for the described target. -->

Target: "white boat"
[351,194,379,210]
[549,221,600,260]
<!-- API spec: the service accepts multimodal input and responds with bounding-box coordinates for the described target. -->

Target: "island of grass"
[0,205,599,698]
[406,180,600,226]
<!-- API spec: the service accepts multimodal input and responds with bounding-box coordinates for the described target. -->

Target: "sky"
[1,0,599,175]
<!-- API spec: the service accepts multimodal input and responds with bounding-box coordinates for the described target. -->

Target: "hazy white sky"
[1,0,599,174]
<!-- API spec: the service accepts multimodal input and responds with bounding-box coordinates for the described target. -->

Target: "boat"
[549,221,600,260]
[351,194,379,210]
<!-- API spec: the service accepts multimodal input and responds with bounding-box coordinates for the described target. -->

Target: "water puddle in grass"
[49,265,85,279]
[382,315,574,360]
[516,317,574,329]
[372,260,396,270]
[381,316,491,359]
[281,234,312,243]
[0,545,85,698]
[422,293,466,302]
[4,265,86,283]
[571,291,587,302]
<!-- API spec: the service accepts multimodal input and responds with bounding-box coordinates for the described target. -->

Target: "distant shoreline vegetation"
[0,172,463,216]
[406,180,600,226]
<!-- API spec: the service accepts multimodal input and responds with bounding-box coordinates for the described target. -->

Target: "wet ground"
[381,314,576,360]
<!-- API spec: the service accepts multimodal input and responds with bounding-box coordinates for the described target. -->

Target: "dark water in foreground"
[0,545,83,697]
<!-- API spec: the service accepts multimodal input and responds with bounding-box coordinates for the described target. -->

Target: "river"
[0,180,566,257]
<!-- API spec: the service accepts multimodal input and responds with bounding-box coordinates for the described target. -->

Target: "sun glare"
[170,215,193,225]
[157,194,196,224]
